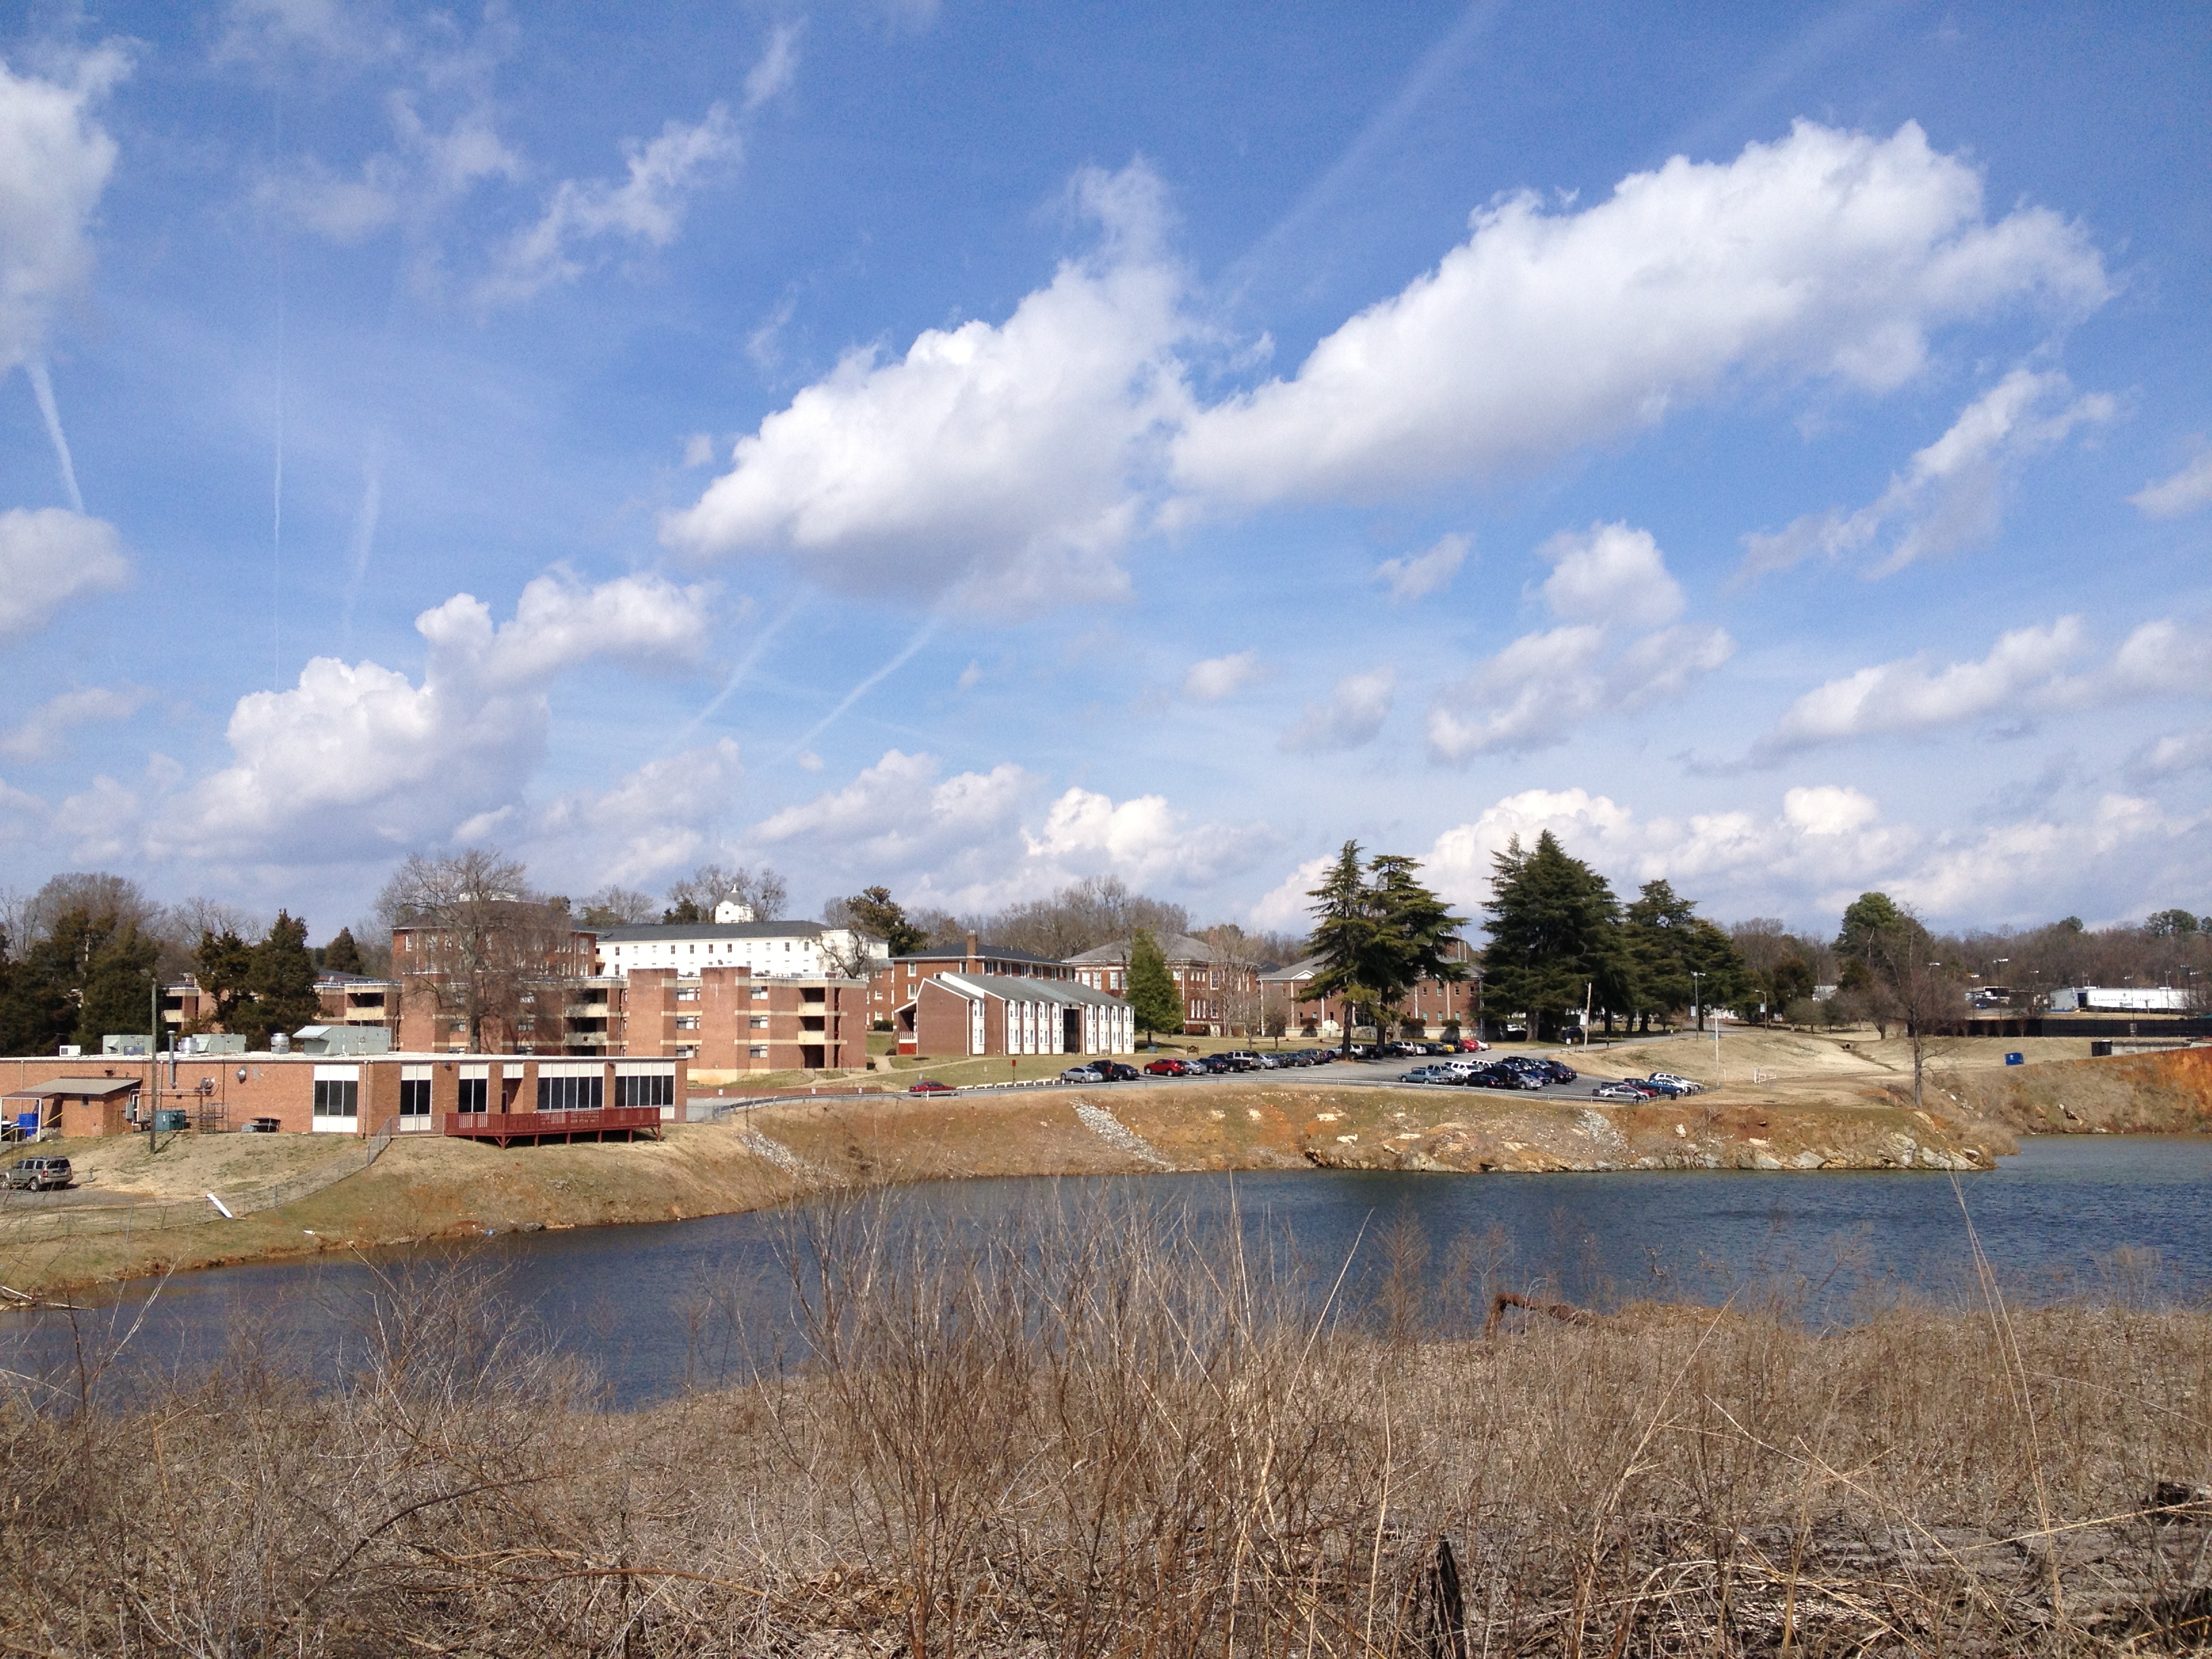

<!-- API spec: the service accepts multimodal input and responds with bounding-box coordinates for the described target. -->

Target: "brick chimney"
[964,930,980,973]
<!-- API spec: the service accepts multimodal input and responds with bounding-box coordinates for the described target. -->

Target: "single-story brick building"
[0,1052,685,1139]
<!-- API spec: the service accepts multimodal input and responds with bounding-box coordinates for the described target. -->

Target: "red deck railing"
[441,1106,663,1146]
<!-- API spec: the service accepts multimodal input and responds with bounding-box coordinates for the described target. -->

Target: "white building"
[593,918,887,981]
[2047,985,2194,1013]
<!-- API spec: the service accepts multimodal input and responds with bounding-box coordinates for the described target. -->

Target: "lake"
[6,1135,2208,1404]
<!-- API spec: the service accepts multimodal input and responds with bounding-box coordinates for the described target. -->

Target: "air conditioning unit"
[57,1044,81,1058]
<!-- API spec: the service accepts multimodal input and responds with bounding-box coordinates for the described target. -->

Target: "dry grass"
[5,1196,2212,1656]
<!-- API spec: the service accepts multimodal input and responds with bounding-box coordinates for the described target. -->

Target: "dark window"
[457,1078,488,1113]
[615,1073,674,1109]
[312,1080,358,1118]
[400,1079,432,1118]
[536,1073,605,1111]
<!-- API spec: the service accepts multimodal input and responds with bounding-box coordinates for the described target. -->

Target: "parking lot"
[908,1053,1660,1105]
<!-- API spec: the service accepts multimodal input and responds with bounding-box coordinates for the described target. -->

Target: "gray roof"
[924,972,1128,1010]
[596,921,829,943]
[1065,933,1221,965]
[5,1077,140,1097]
[890,941,1061,964]
[1258,953,1328,984]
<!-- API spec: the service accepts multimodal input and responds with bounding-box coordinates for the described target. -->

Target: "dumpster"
[154,1108,190,1132]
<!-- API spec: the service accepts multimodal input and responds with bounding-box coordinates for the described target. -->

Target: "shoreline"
[4,1044,2209,1300]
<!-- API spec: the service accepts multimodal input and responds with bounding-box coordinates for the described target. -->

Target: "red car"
[907,1078,957,1095]
[1143,1058,1189,1076]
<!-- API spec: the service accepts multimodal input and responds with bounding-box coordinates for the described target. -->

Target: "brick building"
[1259,940,1480,1038]
[1065,934,1263,1036]
[868,934,1072,1028]
[1,1050,686,1138]
[903,973,1134,1059]
[162,969,401,1042]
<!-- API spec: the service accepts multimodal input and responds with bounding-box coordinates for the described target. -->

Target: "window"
[676,987,699,1001]
[456,1077,487,1113]
[674,1015,701,1031]
[749,1044,768,1059]
[400,1079,432,1118]
[537,1073,605,1111]
[749,1015,768,1028]
[750,986,769,1000]
[312,1079,358,1118]
[615,1073,673,1109]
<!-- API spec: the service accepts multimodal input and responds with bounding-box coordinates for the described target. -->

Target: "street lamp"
[1689,970,1704,1032]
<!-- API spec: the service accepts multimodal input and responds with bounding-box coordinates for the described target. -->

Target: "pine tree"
[1125,928,1183,1046]
[1478,832,1626,1042]
[193,928,256,1031]
[1305,841,1468,1036]
[838,886,931,957]
[241,911,321,1047]
[72,917,161,1051]
[322,926,365,975]
[1621,880,1746,1031]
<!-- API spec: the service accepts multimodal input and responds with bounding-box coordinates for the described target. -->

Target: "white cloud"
[0,46,125,373]
[748,747,1270,912]
[1428,525,1730,760]
[1536,521,1682,627]
[743,22,802,110]
[1757,617,2089,755]
[2131,444,2212,520]
[1248,853,1332,930]
[1173,121,2106,510]
[0,684,150,760]
[1374,533,1468,600]
[157,571,708,861]
[0,508,131,640]
[663,163,1189,613]
[1183,650,1261,701]
[484,104,739,303]
[682,432,716,467]
[531,738,743,889]
[2134,726,2212,779]
[1281,667,1395,753]
[1740,369,2116,579]
[1751,613,2212,759]
[1402,779,2198,930]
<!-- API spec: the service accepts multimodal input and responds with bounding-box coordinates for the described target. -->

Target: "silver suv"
[2,1155,72,1191]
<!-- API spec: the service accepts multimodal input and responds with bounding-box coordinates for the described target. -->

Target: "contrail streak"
[26,360,83,513]
[341,436,384,646]
[790,617,939,758]
[677,594,805,743]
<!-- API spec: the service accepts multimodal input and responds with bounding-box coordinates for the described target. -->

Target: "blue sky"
[1,0,2207,940]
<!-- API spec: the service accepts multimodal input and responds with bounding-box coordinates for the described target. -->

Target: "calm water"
[7,1136,2209,1404]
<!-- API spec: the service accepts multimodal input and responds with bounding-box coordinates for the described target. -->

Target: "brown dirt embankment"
[1,1081,2003,1298]
[1936,1044,2212,1134]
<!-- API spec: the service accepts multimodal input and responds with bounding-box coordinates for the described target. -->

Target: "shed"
[3,1076,142,1139]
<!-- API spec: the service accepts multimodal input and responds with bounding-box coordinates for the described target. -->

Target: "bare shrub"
[4,1204,2211,1655]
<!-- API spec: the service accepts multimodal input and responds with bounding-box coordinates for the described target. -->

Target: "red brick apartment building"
[1259,939,1480,1038]
[163,970,402,1041]
[1,1052,686,1139]
[867,933,1072,1027]
[396,965,864,1074]
[1065,935,1263,1036]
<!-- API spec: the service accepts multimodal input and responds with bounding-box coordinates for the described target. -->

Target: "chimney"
[964,930,980,973]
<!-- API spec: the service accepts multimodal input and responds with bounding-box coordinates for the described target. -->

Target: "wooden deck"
[441,1106,664,1147]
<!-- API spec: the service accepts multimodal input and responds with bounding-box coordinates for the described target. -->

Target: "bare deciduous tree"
[379,850,575,1051]
[664,862,789,922]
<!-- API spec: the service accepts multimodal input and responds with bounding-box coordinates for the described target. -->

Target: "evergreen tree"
[241,910,321,1046]
[836,886,931,957]
[1,912,83,1054]
[322,926,365,974]
[71,916,161,1050]
[1622,880,1745,1031]
[1479,832,1626,1042]
[193,928,256,1030]
[1305,841,1468,1035]
[1124,928,1183,1045]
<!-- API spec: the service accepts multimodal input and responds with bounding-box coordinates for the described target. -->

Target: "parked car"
[1143,1058,1188,1076]
[1591,1080,1656,1101]
[1639,1076,1696,1097]
[1060,1066,1105,1084]
[1096,1062,1139,1081]
[1398,1065,1452,1084]
[1,1155,71,1191]
[1648,1072,1703,1093]
[1538,1059,1578,1084]
[907,1078,957,1095]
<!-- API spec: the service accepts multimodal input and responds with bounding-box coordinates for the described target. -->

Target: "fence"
[0,1116,400,1249]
